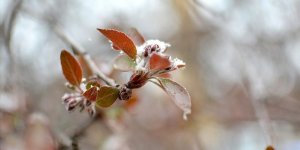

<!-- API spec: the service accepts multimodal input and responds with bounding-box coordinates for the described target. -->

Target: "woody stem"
[54,27,117,86]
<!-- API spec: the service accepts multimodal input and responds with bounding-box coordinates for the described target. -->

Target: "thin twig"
[234,46,275,147]
[240,83,275,147]
[19,5,115,150]
[4,0,22,60]
[54,27,116,86]
[68,114,102,150]
[54,28,115,149]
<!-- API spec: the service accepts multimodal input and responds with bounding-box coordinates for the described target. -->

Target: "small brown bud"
[118,85,132,100]
[126,71,149,89]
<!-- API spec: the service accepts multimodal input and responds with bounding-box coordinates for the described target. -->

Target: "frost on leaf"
[97,29,137,59]
[96,86,119,107]
[154,77,191,120]
[113,54,136,71]
[172,58,186,69]
[60,50,83,86]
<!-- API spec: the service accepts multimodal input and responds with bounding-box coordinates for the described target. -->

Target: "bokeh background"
[1,0,300,150]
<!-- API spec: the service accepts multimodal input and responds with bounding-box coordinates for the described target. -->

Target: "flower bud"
[118,85,132,100]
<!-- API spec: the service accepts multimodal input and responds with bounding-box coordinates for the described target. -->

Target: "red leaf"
[98,29,137,59]
[112,44,121,50]
[149,53,171,70]
[127,28,145,46]
[60,50,83,86]
[155,77,191,120]
[83,87,98,101]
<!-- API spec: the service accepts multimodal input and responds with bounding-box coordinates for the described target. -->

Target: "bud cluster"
[62,92,96,116]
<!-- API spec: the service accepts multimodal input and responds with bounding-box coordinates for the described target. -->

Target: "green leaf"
[155,77,191,120]
[96,86,119,107]
[97,28,137,59]
[85,80,101,90]
[113,54,136,71]
[60,50,83,86]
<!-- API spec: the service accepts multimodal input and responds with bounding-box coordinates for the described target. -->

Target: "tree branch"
[54,28,116,150]
[4,0,22,60]
[68,114,102,150]
[54,27,117,86]
[19,6,116,150]
[240,84,275,147]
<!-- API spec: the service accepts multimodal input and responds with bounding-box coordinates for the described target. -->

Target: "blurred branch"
[21,7,116,149]
[58,114,103,150]
[54,28,116,150]
[192,0,216,15]
[251,98,275,146]
[240,84,276,147]
[54,27,116,86]
[70,114,102,150]
[4,0,22,61]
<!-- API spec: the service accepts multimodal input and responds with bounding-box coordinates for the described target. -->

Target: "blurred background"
[1,0,300,149]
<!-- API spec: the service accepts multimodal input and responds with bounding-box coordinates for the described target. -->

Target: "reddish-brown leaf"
[96,86,119,107]
[112,44,121,50]
[60,50,83,86]
[83,87,98,101]
[149,53,171,70]
[127,28,145,46]
[98,29,137,59]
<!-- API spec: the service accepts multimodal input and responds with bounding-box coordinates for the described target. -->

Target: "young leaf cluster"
[60,28,191,119]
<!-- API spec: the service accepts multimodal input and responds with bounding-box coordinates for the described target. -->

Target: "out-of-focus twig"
[54,27,116,87]
[251,98,275,146]
[240,83,275,147]
[4,0,22,61]
[54,28,116,149]
[69,114,102,150]
[22,7,115,149]
[15,3,116,150]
